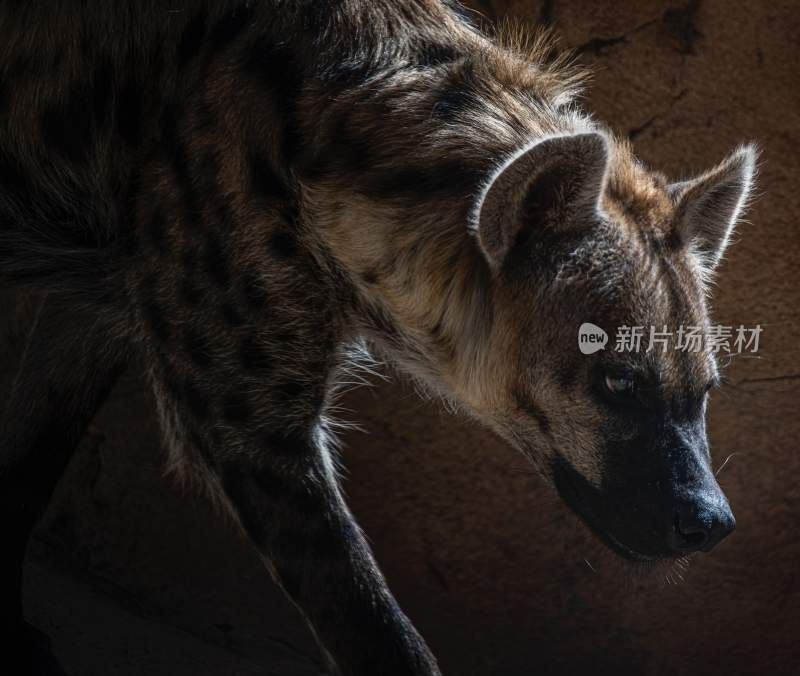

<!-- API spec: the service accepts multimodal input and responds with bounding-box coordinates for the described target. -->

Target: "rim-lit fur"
[0,1,756,673]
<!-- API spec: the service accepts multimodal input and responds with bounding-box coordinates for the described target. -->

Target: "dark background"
[3,1,799,674]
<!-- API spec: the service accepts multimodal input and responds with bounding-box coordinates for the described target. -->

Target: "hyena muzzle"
[0,1,755,675]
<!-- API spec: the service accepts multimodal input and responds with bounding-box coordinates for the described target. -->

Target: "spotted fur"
[0,2,755,674]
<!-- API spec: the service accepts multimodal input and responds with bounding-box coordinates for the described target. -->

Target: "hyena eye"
[603,374,637,397]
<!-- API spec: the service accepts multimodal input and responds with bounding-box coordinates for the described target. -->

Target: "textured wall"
[7,1,800,675]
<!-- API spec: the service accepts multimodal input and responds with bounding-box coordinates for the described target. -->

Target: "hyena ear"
[471,131,610,268]
[668,144,758,270]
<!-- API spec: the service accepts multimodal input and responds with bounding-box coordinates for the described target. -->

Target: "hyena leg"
[217,435,441,676]
[151,361,440,676]
[0,296,124,673]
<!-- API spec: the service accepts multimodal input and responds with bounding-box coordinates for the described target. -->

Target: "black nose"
[669,499,736,553]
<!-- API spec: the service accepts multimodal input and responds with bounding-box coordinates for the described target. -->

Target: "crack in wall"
[570,1,704,57]
[734,374,800,386]
[628,88,688,140]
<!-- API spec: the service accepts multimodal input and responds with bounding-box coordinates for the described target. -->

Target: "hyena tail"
[0,171,120,301]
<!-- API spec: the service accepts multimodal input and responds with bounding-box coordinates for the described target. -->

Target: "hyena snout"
[639,439,736,556]
[667,483,736,554]
[555,428,737,560]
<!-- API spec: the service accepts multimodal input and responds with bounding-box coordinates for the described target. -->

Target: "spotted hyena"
[0,1,755,674]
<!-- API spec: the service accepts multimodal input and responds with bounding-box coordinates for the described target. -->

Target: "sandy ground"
[24,542,327,676]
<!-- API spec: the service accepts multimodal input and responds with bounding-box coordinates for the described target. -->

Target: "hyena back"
[0,1,755,674]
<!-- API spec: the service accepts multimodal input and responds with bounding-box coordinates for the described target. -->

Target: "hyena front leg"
[148,346,440,676]
[0,296,125,675]
[217,433,441,676]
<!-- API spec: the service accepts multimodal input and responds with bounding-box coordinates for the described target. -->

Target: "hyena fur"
[0,1,755,675]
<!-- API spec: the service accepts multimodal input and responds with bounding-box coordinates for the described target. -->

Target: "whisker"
[715,453,738,476]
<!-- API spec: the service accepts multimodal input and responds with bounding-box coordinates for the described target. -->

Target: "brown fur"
[0,2,755,674]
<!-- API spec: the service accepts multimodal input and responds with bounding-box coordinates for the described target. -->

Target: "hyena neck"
[294,9,597,399]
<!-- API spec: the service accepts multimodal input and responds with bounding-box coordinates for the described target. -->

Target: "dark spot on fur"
[209,191,233,229]
[361,269,380,285]
[301,106,369,178]
[197,147,221,187]
[159,102,189,180]
[238,335,272,371]
[280,122,303,164]
[182,243,198,272]
[142,279,169,342]
[189,429,216,467]
[430,317,456,359]
[249,153,290,201]
[360,159,478,202]
[185,327,213,367]
[117,78,144,146]
[221,391,252,422]
[0,157,31,200]
[243,38,301,101]
[417,43,462,67]
[204,233,230,285]
[181,277,206,306]
[269,229,298,259]
[119,225,139,257]
[279,380,305,400]
[189,150,225,229]
[143,297,169,343]
[241,272,268,308]
[275,328,298,345]
[178,11,208,66]
[147,208,166,245]
[431,85,473,120]
[91,59,113,129]
[222,301,245,327]
[243,39,303,161]
[41,84,96,163]
[160,363,183,403]
[194,104,217,135]
[210,4,254,53]
[122,170,143,254]
[183,377,210,419]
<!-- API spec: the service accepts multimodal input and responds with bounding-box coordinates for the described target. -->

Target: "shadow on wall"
[5,1,800,675]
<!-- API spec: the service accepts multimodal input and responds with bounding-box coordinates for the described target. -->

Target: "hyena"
[0,1,755,674]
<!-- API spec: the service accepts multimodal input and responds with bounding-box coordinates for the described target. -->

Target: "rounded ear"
[669,144,758,270]
[470,131,610,269]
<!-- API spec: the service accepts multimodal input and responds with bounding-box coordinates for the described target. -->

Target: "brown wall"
[8,1,800,675]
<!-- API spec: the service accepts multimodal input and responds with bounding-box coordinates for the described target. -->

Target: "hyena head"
[462,131,756,561]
